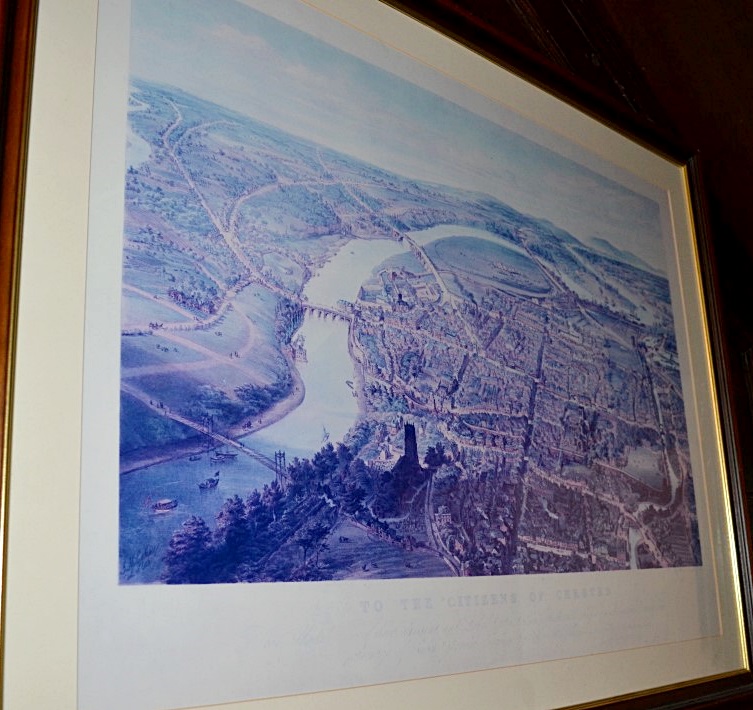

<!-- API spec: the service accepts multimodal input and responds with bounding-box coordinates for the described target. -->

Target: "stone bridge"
[300,302,352,323]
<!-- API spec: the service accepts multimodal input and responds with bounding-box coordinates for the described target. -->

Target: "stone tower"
[403,422,418,466]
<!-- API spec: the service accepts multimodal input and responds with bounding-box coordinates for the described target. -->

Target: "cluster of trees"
[161,482,334,584]
[161,442,387,584]
[234,372,293,420]
[275,298,304,345]
[161,434,464,584]
[167,286,218,315]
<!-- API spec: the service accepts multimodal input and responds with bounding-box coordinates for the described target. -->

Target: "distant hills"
[588,236,662,275]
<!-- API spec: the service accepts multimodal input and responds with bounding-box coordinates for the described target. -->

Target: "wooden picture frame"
[3,1,752,708]
[1,0,38,692]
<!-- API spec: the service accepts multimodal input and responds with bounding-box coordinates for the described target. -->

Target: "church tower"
[403,422,418,466]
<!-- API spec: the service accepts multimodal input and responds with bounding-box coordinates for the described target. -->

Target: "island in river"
[118,80,701,584]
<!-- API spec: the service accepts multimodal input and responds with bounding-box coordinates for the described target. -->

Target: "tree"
[162,516,214,584]
[296,521,330,566]
[296,527,314,564]
[262,480,284,521]
[288,457,315,498]
[215,495,249,566]
[342,483,366,515]
[312,442,339,484]
[424,443,448,469]
[246,489,272,535]
[308,522,331,567]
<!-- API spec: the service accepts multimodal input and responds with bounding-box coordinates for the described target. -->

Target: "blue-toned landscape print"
[119,0,701,584]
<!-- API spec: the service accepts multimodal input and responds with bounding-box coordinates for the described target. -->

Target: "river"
[248,237,409,454]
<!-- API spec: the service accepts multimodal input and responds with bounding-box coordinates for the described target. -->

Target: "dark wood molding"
[0,0,38,685]
[0,2,38,428]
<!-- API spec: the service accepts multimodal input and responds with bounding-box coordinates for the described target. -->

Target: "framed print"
[3,0,752,709]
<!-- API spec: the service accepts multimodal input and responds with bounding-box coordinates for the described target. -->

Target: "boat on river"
[210,449,238,464]
[198,471,220,490]
[152,498,178,512]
